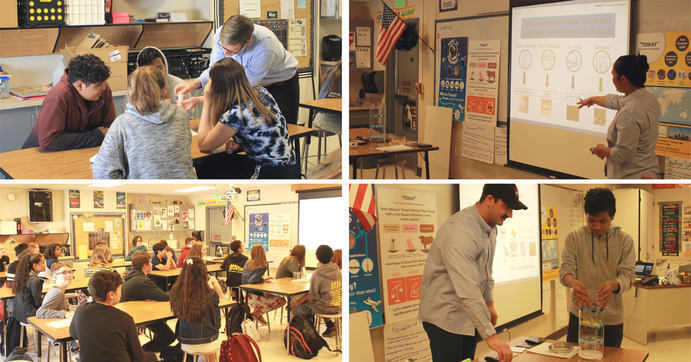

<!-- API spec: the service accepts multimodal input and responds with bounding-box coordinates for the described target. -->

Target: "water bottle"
[0,66,10,99]
[578,303,604,360]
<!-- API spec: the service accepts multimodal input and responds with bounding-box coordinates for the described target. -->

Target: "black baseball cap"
[482,184,528,210]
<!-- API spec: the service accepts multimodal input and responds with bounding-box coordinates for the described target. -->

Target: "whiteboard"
[244,202,298,267]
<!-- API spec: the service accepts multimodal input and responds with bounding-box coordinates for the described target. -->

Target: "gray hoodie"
[559,225,635,325]
[309,262,341,314]
[136,46,185,102]
[92,101,197,179]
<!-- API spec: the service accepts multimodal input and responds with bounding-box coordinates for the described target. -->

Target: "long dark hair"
[13,253,44,294]
[282,244,305,270]
[169,257,212,322]
[44,243,61,259]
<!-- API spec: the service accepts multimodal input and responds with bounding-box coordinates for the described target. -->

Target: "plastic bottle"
[0,66,10,99]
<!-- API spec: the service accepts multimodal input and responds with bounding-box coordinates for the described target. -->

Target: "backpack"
[219,333,261,362]
[6,346,33,361]
[159,344,194,362]
[283,315,332,359]
[225,302,253,335]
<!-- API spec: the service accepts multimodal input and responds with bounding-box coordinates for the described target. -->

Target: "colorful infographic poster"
[637,31,691,88]
[438,37,468,122]
[248,213,269,250]
[349,209,384,328]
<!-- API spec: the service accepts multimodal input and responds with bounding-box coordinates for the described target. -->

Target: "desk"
[0,123,313,179]
[504,339,648,362]
[349,128,439,179]
[149,264,223,291]
[0,277,89,300]
[622,283,691,345]
[298,98,342,173]
[110,260,133,269]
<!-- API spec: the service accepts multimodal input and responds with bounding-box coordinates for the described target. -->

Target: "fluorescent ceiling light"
[174,186,217,193]
[89,181,126,188]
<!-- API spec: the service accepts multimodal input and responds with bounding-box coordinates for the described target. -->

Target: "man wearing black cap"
[419,184,528,362]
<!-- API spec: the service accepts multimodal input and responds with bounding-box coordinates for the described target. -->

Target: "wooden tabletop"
[511,339,648,362]
[299,98,342,113]
[27,316,72,341]
[239,277,310,297]
[348,128,440,158]
[110,260,133,269]
[0,277,89,300]
[149,263,223,278]
[0,123,313,179]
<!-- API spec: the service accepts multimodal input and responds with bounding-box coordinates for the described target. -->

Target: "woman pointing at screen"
[577,55,660,179]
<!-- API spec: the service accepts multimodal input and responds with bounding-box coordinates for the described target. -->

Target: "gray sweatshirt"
[92,101,197,179]
[604,88,660,179]
[309,262,341,314]
[36,286,69,319]
[559,225,636,325]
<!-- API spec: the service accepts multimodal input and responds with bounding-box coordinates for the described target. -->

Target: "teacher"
[175,15,299,125]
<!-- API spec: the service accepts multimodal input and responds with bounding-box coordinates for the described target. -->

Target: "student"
[44,243,63,269]
[159,240,179,265]
[86,244,114,277]
[242,244,286,324]
[178,237,196,268]
[12,253,46,323]
[313,61,342,135]
[275,244,306,279]
[136,46,185,103]
[560,188,635,347]
[36,262,72,318]
[122,251,176,352]
[126,235,147,261]
[220,240,248,300]
[92,66,195,179]
[195,58,298,179]
[176,15,299,125]
[22,54,116,151]
[331,249,342,270]
[5,242,29,286]
[0,246,9,273]
[291,245,341,337]
[186,242,206,261]
[70,270,156,362]
[170,257,225,362]
[152,242,177,271]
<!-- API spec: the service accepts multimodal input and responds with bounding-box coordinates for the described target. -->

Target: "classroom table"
[148,264,224,291]
[349,128,440,179]
[110,260,133,269]
[0,123,314,179]
[28,298,235,362]
[0,277,89,300]
[298,98,342,173]
[495,339,649,362]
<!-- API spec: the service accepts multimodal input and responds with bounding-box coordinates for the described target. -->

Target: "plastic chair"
[181,342,220,362]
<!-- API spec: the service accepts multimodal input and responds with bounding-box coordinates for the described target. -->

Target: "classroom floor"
[302,131,342,177]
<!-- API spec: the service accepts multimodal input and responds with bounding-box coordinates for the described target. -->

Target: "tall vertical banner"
[659,202,682,256]
[349,208,384,328]
[541,206,560,281]
[438,37,468,122]
[248,213,269,250]
[376,187,437,323]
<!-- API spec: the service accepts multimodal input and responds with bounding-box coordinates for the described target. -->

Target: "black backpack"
[6,346,33,361]
[159,344,193,362]
[283,315,333,359]
[226,302,253,335]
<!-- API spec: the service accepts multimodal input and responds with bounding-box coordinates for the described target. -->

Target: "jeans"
[422,321,480,362]
[142,321,177,353]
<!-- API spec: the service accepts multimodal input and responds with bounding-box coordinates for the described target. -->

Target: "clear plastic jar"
[578,306,604,360]
[369,103,386,143]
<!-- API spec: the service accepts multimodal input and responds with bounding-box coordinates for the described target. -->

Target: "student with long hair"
[186,242,206,261]
[275,244,306,279]
[195,57,298,179]
[43,243,63,269]
[242,244,286,324]
[92,65,195,179]
[170,257,225,361]
[86,244,114,277]
[126,235,147,261]
[12,253,46,323]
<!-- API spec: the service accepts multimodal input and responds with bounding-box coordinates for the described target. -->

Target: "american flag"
[376,4,406,65]
[349,184,377,231]
[225,201,234,226]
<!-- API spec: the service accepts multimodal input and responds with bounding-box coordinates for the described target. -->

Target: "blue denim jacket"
[177,293,220,344]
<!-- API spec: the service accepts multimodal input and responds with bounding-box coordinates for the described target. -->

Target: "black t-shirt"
[0,255,9,272]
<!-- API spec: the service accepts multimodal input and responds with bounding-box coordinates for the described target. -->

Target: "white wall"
[0,187,66,233]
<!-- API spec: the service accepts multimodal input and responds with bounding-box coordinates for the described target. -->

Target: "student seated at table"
[22,54,116,151]
[43,243,63,269]
[194,58,298,179]
[242,244,286,324]
[160,239,180,265]
[170,257,225,361]
[86,244,114,277]
[291,245,341,337]
[331,249,342,270]
[136,46,185,103]
[5,242,29,287]
[12,253,47,323]
[221,240,248,300]
[36,262,72,318]
[125,235,147,261]
[152,241,177,271]
[275,244,306,278]
[92,66,196,179]
[313,61,342,135]
[0,245,9,274]
[122,251,176,353]
[70,270,156,362]
[178,237,195,268]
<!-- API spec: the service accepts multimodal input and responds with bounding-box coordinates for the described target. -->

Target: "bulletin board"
[71,213,126,260]
[244,201,298,266]
[223,0,313,69]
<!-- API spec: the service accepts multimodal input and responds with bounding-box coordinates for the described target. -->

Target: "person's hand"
[208,276,220,287]
[225,140,241,154]
[488,303,498,326]
[596,280,619,310]
[591,144,609,159]
[174,79,201,96]
[181,96,204,111]
[485,334,513,361]
[577,97,595,109]
[264,277,274,283]
[98,127,108,136]
[571,279,592,309]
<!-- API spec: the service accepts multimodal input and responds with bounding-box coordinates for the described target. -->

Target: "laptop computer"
[635,261,654,282]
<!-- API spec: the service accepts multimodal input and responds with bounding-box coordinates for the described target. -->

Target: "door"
[206,206,234,245]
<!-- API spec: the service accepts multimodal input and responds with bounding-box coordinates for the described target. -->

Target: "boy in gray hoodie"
[291,245,341,337]
[559,188,635,347]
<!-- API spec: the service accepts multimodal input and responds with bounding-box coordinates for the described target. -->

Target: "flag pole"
[379,0,435,53]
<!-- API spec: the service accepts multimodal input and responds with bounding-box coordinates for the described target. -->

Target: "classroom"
[0,0,343,180]
[0,182,344,361]
[349,182,691,361]
[348,0,690,180]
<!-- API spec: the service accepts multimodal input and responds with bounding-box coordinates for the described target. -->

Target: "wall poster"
[660,201,682,256]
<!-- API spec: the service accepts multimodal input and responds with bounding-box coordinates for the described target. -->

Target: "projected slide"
[299,197,344,250]
[459,184,540,285]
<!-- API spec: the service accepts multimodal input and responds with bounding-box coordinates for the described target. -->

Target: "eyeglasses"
[218,42,247,56]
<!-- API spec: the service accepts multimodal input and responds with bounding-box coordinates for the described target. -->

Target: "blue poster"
[349,209,384,328]
[438,37,468,122]
[248,213,269,251]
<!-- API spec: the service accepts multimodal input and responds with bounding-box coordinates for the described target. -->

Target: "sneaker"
[322,325,336,337]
